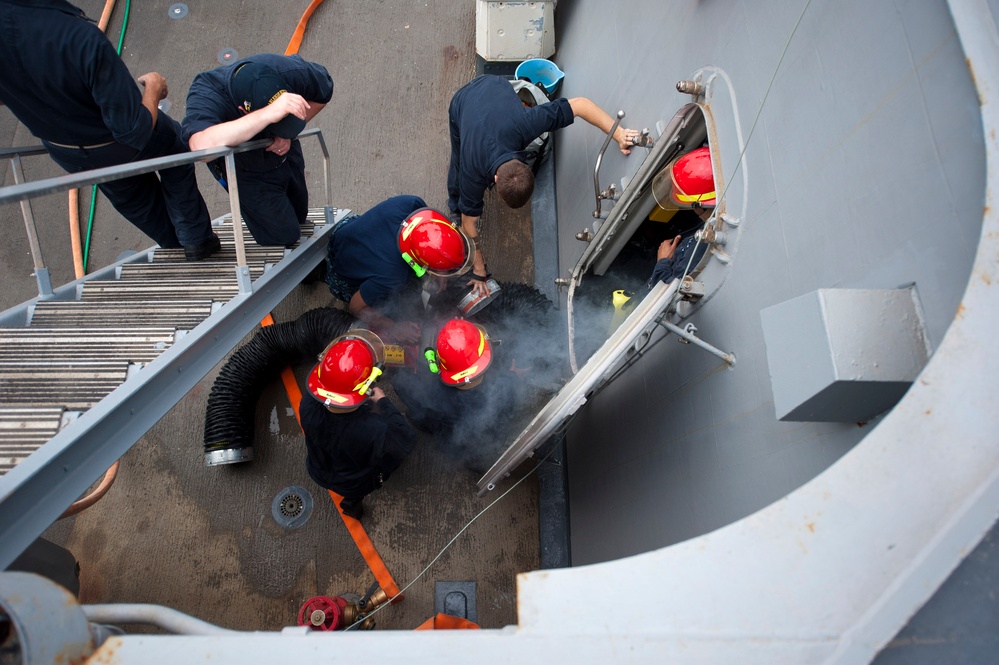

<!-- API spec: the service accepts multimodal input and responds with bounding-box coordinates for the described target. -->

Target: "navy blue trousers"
[223,142,309,247]
[46,113,212,249]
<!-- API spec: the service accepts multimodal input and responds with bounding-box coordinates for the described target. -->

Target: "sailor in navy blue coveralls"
[182,54,333,247]
[300,388,417,520]
[447,75,576,224]
[447,75,640,296]
[0,0,214,253]
[647,235,709,288]
[324,195,427,343]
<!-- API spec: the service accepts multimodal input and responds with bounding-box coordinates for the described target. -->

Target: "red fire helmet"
[435,319,492,387]
[669,146,717,208]
[307,333,384,410]
[398,208,474,277]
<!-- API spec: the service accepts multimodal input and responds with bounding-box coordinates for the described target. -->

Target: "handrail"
[0,128,332,297]
[592,110,625,219]
[0,145,50,159]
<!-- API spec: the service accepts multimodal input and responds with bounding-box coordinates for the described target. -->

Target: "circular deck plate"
[218,48,239,65]
[167,3,188,19]
[271,485,314,529]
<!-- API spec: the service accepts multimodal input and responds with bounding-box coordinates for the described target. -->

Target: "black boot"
[184,232,221,262]
[339,496,364,520]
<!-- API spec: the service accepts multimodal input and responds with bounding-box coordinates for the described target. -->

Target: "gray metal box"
[760,288,931,422]
[475,1,556,61]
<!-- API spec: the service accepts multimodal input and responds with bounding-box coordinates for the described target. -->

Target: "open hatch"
[477,102,729,495]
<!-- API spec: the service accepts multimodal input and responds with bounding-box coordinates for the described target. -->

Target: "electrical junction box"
[476,1,556,61]
[760,287,932,423]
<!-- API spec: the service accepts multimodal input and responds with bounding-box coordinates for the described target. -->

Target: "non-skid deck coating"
[3,0,541,631]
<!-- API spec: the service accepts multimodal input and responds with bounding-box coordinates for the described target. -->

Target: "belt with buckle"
[47,140,116,150]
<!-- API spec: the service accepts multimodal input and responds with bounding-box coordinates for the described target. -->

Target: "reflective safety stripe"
[400,216,420,241]
[402,216,455,242]
[450,364,478,381]
[316,387,348,403]
[477,329,485,355]
[672,189,716,203]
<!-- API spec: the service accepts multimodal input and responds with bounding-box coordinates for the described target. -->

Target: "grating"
[271,486,313,529]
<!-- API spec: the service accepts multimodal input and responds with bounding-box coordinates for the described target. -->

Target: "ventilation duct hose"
[203,307,356,465]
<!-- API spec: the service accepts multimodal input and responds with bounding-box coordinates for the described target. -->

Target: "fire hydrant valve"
[298,596,347,631]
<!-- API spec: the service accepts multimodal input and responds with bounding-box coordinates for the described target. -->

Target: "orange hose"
[59,0,122,515]
[59,461,120,519]
[68,189,85,279]
[414,614,480,630]
[284,0,328,56]
[97,0,117,31]
[327,490,403,602]
[67,0,118,281]
[259,314,404,602]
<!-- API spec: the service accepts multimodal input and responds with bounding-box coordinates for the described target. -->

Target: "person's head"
[397,207,474,277]
[230,61,305,139]
[306,331,385,412]
[668,146,716,210]
[495,160,534,209]
[424,319,492,388]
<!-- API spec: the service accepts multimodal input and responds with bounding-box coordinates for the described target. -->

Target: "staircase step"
[0,406,64,475]
[81,279,240,302]
[30,300,214,330]
[0,361,129,410]
[0,328,175,364]
[119,263,266,280]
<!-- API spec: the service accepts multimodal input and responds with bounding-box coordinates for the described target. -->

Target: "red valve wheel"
[297,595,347,631]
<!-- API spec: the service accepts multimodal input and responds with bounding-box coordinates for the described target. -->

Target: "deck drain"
[271,486,313,529]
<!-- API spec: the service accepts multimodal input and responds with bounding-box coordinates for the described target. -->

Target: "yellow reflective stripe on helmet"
[477,329,485,356]
[450,365,479,381]
[316,387,348,403]
[672,189,716,203]
[400,213,426,241]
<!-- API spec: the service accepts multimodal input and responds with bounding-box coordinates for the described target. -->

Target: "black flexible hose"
[203,307,356,463]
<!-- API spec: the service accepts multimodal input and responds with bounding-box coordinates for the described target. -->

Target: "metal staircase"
[0,132,342,568]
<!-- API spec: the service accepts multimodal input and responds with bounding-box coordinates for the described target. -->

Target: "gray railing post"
[0,130,330,299]
[9,154,52,298]
[223,153,252,294]
[313,130,332,206]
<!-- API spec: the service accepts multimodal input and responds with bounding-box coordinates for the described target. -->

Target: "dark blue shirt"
[449,75,574,216]
[0,0,152,149]
[329,195,427,307]
[647,236,708,289]
[182,54,333,172]
[300,395,416,496]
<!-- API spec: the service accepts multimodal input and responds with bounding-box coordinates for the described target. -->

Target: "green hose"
[83,0,132,273]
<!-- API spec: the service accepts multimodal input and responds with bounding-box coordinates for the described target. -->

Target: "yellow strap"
[672,189,716,204]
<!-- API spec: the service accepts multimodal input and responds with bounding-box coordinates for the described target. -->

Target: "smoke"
[377,280,567,473]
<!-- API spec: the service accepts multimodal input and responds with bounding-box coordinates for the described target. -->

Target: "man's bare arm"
[305,102,326,122]
[188,92,310,151]
[567,97,639,155]
[137,72,167,127]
